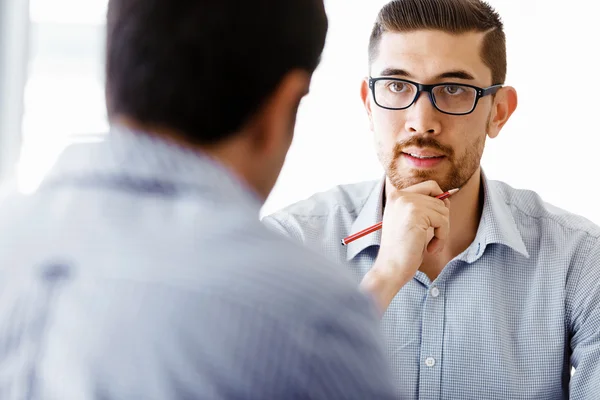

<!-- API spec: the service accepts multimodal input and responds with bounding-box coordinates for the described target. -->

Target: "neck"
[444,167,483,259]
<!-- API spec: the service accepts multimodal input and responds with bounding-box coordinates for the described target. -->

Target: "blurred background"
[1,0,599,221]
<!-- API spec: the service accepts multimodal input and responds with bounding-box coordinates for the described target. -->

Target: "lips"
[400,148,447,168]
[404,152,444,159]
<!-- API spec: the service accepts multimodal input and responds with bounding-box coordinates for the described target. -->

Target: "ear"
[360,78,375,132]
[248,69,311,154]
[487,86,518,139]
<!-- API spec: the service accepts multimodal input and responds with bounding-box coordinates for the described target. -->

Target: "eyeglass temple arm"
[481,84,503,97]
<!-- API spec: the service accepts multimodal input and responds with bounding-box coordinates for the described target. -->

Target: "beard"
[380,133,485,193]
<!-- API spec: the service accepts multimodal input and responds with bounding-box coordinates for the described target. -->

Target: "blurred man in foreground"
[0,0,397,398]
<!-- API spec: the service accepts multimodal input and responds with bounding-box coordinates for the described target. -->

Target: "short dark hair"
[106,0,328,145]
[368,0,506,84]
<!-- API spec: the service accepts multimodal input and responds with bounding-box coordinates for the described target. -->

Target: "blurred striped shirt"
[0,126,396,399]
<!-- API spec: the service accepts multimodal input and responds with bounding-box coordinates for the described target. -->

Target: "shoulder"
[262,180,378,241]
[491,180,600,241]
[268,180,379,219]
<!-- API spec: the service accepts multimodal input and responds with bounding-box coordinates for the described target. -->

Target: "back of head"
[105,0,328,146]
[368,0,506,84]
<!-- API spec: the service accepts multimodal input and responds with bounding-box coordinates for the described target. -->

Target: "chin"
[388,175,428,191]
[388,168,450,191]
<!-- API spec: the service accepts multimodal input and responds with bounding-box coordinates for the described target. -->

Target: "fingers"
[427,237,444,254]
[428,217,450,254]
[383,180,452,255]
[424,202,450,254]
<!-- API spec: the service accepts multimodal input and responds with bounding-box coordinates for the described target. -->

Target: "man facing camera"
[265,0,600,398]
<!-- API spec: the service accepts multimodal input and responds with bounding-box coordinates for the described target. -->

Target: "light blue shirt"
[0,126,397,399]
[264,174,600,399]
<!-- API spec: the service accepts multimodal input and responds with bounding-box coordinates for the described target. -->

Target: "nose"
[404,92,442,135]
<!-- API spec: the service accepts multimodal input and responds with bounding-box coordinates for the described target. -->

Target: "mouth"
[405,153,444,159]
[400,150,446,168]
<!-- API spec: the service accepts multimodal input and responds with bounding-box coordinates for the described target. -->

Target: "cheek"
[373,132,395,165]
[463,109,490,135]
[448,115,486,152]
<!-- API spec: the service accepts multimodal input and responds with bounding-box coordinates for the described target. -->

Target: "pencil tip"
[449,188,460,195]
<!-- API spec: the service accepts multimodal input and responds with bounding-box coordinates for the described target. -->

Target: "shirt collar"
[465,171,529,262]
[346,177,385,261]
[345,171,529,262]
[44,124,263,212]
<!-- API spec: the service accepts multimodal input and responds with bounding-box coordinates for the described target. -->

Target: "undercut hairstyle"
[368,0,506,84]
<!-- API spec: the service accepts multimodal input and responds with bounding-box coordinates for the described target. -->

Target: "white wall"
[13,0,600,224]
[0,0,29,183]
[17,0,107,193]
[262,0,600,225]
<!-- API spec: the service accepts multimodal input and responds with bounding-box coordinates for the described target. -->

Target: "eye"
[442,85,465,95]
[387,81,410,93]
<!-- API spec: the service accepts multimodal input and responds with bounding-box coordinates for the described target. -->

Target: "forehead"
[372,30,492,84]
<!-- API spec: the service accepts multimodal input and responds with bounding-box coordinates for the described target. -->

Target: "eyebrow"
[378,68,476,81]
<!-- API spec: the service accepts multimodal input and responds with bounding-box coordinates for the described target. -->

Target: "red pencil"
[341,188,460,246]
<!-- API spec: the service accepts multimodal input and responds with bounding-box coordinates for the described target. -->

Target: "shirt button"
[425,357,436,367]
[430,286,440,298]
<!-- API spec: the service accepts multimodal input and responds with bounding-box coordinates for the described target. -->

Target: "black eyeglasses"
[368,77,502,115]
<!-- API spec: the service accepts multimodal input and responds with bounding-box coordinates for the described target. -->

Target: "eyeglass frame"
[368,77,503,116]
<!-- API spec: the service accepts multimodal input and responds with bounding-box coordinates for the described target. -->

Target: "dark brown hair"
[106,0,327,145]
[368,0,506,84]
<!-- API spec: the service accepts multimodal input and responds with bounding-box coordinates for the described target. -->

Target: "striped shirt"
[0,126,396,399]
[264,174,600,399]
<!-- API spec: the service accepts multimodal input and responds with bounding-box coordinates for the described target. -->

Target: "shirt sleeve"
[568,239,600,399]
